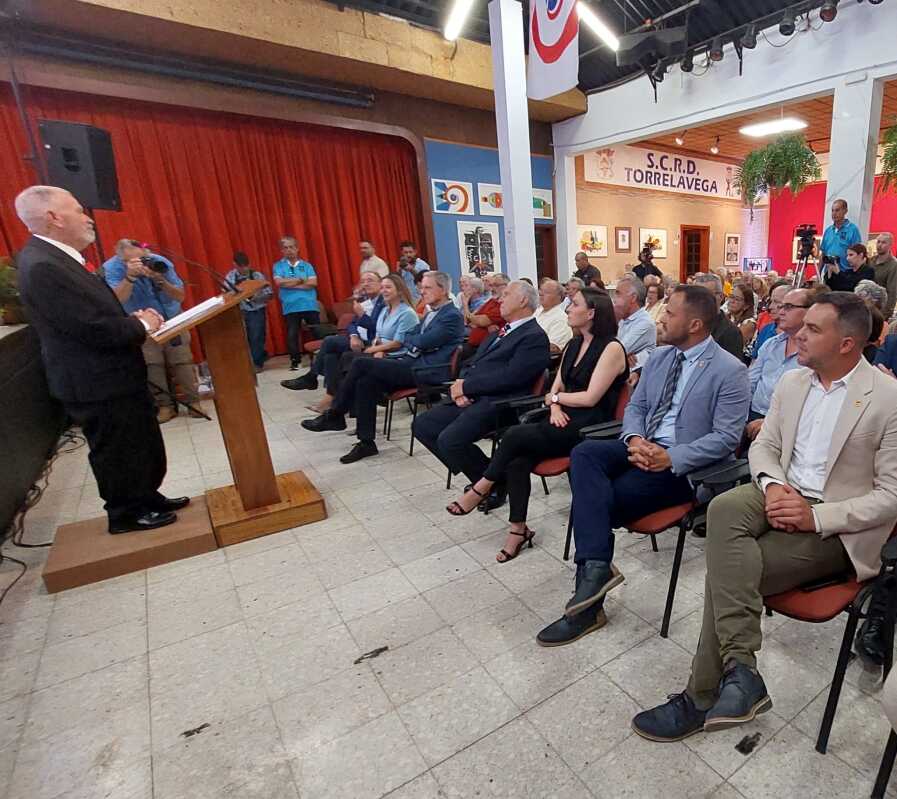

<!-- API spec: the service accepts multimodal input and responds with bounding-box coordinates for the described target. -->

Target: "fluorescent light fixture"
[739,117,808,137]
[577,2,620,51]
[444,0,476,41]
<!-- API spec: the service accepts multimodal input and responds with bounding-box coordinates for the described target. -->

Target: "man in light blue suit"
[537,285,750,646]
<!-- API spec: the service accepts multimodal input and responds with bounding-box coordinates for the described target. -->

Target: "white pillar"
[555,153,578,280]
[489,0,537,282]
[826,73,884,238]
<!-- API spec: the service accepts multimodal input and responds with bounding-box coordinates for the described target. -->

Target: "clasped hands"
[764,483,815,533]
[450,379,472,408]
[132,307,164,333]
[626,436,671,472]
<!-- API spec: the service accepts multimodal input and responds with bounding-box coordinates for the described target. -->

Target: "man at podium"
[14,186,189,534]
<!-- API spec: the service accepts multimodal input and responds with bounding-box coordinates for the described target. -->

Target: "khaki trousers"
[687,483,849,708]
[142,336,198,407]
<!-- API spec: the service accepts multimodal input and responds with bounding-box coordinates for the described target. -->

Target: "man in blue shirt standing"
[225,251,273,372]
[273,236,319,370]
[397,240,430,303]
[104,239,200,424]
[819,198,862,279]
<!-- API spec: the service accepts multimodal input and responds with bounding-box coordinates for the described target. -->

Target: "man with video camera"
[104,239,200,423]
[817,198,862,282]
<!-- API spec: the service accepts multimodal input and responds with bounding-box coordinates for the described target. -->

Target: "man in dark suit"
[413,280,551,508]
[14,186,188,534]
[301,271,464,463]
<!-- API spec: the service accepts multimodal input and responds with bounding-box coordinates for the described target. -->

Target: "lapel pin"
[855,400,862,407]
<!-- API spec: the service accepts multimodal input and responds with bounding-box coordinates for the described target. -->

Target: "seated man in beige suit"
[632,292,897,742]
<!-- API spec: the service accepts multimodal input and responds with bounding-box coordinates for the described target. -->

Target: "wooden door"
[679,225,710,282]
[535,225,557,282]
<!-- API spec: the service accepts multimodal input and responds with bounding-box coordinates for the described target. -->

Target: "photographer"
[824,243,875,293]
[104,239,200,423]
[225,251,273,371]
[817,198,862,279]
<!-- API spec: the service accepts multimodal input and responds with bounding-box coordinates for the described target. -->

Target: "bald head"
[538,279,565,310]
[14,186,96,251]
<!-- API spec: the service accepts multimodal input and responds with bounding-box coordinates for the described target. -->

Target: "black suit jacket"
[460,317,550,402]
[16,236,149,403]
[711,310,744,362]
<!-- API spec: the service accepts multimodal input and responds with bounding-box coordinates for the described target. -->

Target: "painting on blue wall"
[477,183,504,216]
[533,189,554,219]
[457,221,502,275]
[432,179,475,215]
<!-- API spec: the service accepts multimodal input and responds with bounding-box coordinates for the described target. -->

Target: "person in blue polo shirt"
[818,198,862,280]
[104,238,200,424]
[273,236,319,370]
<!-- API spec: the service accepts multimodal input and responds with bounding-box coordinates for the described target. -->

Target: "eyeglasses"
[781,303,811,312]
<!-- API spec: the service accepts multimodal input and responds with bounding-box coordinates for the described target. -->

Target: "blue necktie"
[644,352,686,440]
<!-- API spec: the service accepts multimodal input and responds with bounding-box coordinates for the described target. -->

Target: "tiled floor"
[0,356,893,798]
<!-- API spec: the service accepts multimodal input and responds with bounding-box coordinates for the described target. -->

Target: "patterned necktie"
[644,352,686,441]
[486,324,511,352]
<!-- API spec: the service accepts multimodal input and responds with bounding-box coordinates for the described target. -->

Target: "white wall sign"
[584,144,741,201]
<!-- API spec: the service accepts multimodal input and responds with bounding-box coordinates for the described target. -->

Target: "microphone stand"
[143,243,240,294]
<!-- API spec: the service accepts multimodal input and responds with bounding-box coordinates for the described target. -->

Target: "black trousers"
[284,310,321,364]
[413,400,499,484]
[332,356,417,442]
[483,421,582,523]
[65,391,167,522]
[330,350,368,398]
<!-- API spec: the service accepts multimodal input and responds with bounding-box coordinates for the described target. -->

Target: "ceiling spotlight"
[819,0,838,21]
[740,24,757,49]
[709,36,724,61]
[779,7,797,36]
[675,130,687,146]
[710,136,720,155]
[651,62,666,82]
[680,51,694,73]
[868,0,884,5]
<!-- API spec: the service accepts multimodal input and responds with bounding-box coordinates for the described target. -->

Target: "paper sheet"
[155,295,225,336]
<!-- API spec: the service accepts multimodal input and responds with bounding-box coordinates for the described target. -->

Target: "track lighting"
[819,0,838,22]
[710,136,720,155]
[675,131,687,146]
[779,7,797,36]
[709,36,724,62]
[680,51,694,73]
[740,24,757,49]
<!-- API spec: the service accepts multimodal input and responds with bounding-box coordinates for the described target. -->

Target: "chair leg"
[563,506,574,561]
[816,604,863,754]
[765,607,773,617]
[408,400,418,456]
[660,522,687,638]
[872,730,897,799]
[386,401,393,441]
[650,535,658,553]
[446,467,452,490]
[383,401,390,437]
[541,476,550,496]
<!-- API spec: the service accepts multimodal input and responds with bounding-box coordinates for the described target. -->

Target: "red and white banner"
[527,0,579,101]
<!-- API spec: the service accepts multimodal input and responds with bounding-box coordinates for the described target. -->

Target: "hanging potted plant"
[0,257,24,325]
[878,122,897,193]
[736,134,821,220]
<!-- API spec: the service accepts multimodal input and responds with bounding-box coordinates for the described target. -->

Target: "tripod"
[793,247,814,287]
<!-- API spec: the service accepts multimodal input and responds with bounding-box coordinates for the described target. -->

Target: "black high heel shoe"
[446,485,485,516]
[496,526,535,563]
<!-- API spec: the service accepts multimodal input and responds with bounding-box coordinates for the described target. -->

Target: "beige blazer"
[749,359,897,581]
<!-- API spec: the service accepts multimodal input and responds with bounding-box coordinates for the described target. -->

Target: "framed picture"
[432,179,474,215]
[532,188,554,219]
[743,257,772,274]
[457,221,502,274]
[615,226,631,253]
[477,183,503,216]
[724,233,741,267]
[638,228,668,259]
[576,225,608,258]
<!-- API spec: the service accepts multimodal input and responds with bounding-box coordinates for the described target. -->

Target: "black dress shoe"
[477,487,507,513]
[109,510,177,534]
[632,692,707,742]
[301,411,347,433]
[152,495,190,512]
[703,661,772,731]
[565,560,625,616]
[537,606,607,647]
[855,615,888,667]
[340,440,379,464]
[289,360,299,371]
[281,373,318,391]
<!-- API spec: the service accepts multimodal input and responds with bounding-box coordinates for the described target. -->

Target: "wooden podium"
[152,279,326,545]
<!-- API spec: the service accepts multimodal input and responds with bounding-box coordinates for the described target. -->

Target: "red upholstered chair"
[764,526,897,756]
[303,312,355,357]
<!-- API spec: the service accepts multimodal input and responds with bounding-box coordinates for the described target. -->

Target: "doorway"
[679,225,710,282]
[534,225,557,282]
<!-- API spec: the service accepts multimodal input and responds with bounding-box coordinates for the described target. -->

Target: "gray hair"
[616,275,647,305]
[115,238,141,254]
[511,280,539,312]
[855,279,888,311]
[566,277,585,290]
[423,270,452,295]
[14,185,66,232]
[692,271,724,297]
[878,232,894,245]
[542,279,565,299]
[489,273,511,286]
[467,277,484,294]
[661,273,678,287]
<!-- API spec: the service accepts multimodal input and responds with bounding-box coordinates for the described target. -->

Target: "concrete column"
[826,73,884,238]
[554,153,578,280]
[489,0,537,282]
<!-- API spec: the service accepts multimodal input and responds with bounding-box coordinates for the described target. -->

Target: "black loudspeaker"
[38,120,122,211]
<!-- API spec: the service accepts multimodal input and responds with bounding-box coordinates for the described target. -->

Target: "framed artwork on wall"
[724,233,741,267]
[615,227,631,253]
[477,183,504,216]
[432,179,474,215]
[638,228,668,259]
[457,221,502,274]
[576,225,609,258]
[532,188,554,219]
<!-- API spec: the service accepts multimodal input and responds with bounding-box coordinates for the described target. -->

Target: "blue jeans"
[570,439,694,564]
[242,309,268,368]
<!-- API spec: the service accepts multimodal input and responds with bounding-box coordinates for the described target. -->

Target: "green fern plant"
[879,123,897,194]
[736,134,821,219]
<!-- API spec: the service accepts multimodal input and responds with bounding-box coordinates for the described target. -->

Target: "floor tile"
[399,546,481,593]
[245,592,342,657]
[346,594,446,653]
[755,638,834,720]
[382,772,443,799]
[148,585,243,650]
[451,597,544,662]
[227,543,311,587]
[683,710,788,780]
[423,569,512,625]
[329,567,419,622]
[236,566,327,618]
[600,634,695,709]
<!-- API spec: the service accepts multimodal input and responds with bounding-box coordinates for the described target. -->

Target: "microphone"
[137,242,239,294]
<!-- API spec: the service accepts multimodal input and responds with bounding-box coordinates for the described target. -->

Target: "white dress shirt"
[759,359,864,528]
[617,307,657,370]
[534,303,573,349]
[34,234,86,266]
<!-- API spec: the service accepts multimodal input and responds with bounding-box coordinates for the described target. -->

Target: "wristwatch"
[551,394,560,405]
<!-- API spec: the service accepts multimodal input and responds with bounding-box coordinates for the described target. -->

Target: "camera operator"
[817,198,862,279]
[104,239,200,423]
[825,243,876,293]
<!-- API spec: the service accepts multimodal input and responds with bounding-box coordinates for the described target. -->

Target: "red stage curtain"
[0,83,426,357]
[767,178,897,274]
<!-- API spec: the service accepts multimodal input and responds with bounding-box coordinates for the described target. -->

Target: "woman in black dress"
[446,288,628,562]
